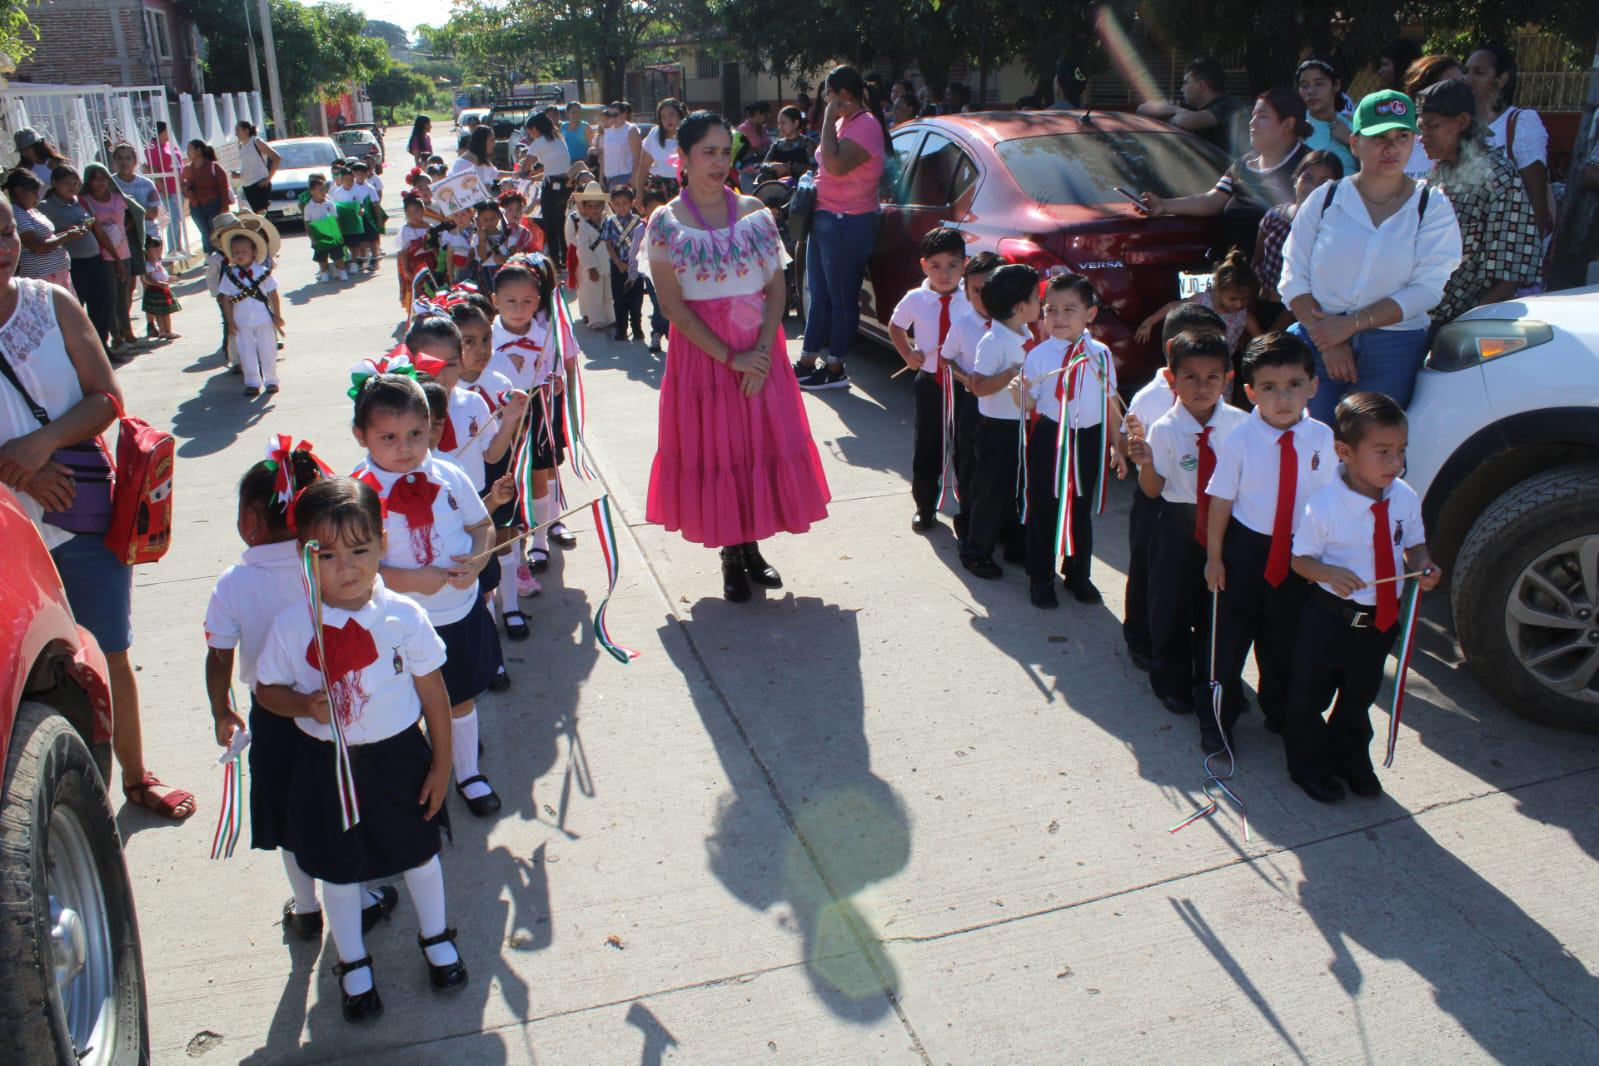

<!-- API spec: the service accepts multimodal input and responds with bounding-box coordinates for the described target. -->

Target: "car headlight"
[1426,319,1554,371]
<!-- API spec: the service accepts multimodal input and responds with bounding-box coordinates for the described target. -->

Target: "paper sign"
[432,171,490,216]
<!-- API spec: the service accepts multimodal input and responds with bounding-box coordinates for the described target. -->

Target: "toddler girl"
[140,236,181,339]
[1136,249,1262,354]
[497,188,543,256]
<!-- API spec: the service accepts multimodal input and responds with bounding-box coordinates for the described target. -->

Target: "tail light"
[997,238,1070,280]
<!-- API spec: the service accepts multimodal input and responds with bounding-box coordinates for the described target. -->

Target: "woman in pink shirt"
[795,65,887,391]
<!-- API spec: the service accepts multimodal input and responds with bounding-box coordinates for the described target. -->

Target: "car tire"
[1452,463,1599,733]
[0,702,148,1064]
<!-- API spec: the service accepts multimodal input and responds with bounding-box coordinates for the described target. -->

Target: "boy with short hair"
[939,251,1003,540]
[216,228,283,397]
[1286,391,1441,803]
[889,227,969,532]
[303,173,347,282]
[1125,330,1247,713]
[601,184,646,343]
[1201,331,1334,752]
[330,166,379,270]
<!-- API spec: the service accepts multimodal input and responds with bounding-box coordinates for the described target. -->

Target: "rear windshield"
[995,132,1228,205]
[275,142,339,169]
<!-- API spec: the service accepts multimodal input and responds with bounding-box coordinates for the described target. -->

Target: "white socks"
[451,710,490,799]
[282,852,319,914]
[404,857,458,966]
[498,567,521,613]
[323,881,372,995]
[531,491,553,553]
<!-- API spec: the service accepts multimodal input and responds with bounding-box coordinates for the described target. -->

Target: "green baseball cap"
[1351,89,1417,136]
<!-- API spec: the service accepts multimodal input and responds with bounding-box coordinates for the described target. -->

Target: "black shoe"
[1002,543,1027,565]
[632,322,646,341]
[649,334,663,354]
[1067,578,1102,604]
[488,666,511,692]
[1030,581,1059,608]
[741,543,782,589]
[1339,767,1383,797]
[528,548,549,574]
[455,776,502,817]
[613,329,627,341]
[721,547,751,602]
[1292,773,1346,804]
[333,956,384,1022]
[243,385,260,397]
[911,512,937,533]
[361,885,398,933]
[549,523,578,549]
[1159,693,1194,715]
[1126,647,1154,672]
[282,898,323,940]
[962,556,1003,580]
[1199,723,1226,755]
[503,610,530,641]
[953,514,969,541]
[798,363,849,391]
[418,927,469,991]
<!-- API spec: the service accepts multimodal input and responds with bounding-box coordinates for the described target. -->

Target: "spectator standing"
[110,144,160,337]
[600,103,643,191]
[1137,56,1248,157]
[523,113,574,263]
[763,107,814,177]
[13,128,67,185]
[407,115,433,167]
[40,165,123,349]
[144,121,184,251]
[561,101,592,167]
[891,97,917,128]
[794,66,887,392]
[457,112,480,154]
[632,98,686,200]
[1416,79,1543,332]
[1465,44,1554,241]
[80,163,140,354]
[1280,90,1462,423]
[1296,59,1357,175]
[234,121,281,214]
[5,168,81,291]
[182,139,233,255]
[1378,38,1424,92]
[1050,58,1090,110]
[1401,55,1464,179]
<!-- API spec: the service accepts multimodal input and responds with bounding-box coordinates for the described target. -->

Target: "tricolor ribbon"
[300,542,361,830]
[1053,338,1113,566]
[551,290,598,482]
[1170,593,1250,841]
[208,690,247,861]
[936,365,959,510]
[1381,577,1423,768]
[590,495,640,664]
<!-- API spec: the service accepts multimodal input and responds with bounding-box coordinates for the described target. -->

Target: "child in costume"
[140,235,180,339]
[216,223,283,397]
[397,193,432,310]
[304,173,349,282]
[566,182,614,328]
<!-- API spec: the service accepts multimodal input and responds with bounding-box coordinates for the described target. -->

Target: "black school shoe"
[912,512,937,533]
[1198,721,1235,756]
[549,523,578,549]
[503,610,530,641]
[1030,581,1059,609]
[333,956,383,1022]
[455,776,502,817]
[418,927,469,990]
[720,546,752,603]
[281,884,397,940]
[1338,766,1383,797]
[1292,773,1346,804]
[488,666,511,692]
[962,556,1003,580]
[1064,576,1103,604]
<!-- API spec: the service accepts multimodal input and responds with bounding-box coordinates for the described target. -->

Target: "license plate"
[1178,271,1212,298]
[276,201,300,217]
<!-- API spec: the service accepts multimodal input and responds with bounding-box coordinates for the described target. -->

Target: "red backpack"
[103,393,175,565]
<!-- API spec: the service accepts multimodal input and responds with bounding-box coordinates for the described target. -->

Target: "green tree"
[362,18,411,52]
[367,63,433,122]
[0,0,38,66]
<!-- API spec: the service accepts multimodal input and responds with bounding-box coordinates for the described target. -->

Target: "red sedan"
[855,110,1230,387]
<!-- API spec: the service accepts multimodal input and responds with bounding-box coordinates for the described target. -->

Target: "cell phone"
[1113,186,1150,213]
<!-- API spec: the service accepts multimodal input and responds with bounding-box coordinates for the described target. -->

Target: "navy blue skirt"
[248,697,303,852]
[477,552,502,596]
[436,595,502,706]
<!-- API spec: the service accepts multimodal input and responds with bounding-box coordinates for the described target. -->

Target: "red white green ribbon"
[551,289,598,482]
[300,542,361,830]
[589,495,639,664]
[1381,577,1423,768]
[936,366,958,510]
[209,688,247,861]
[1170,593,1250,841]
[1053,339,1113,566]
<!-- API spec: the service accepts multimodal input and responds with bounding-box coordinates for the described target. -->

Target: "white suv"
[1406,285,1599,731]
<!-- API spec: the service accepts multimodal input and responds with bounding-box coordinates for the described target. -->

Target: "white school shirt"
[303,197,337,224]
[397,224,430,256]
[1146,401,1248,504]
[1293,472,1425,606]
[204,540,304,689]
[1205,408,1336,536]
[1126,374,1176,457]
[1023,333,1117,428]
[523,135,572,178]
[642,133,679,178]
[255,583,447,745]
[350,452,490,625]
[940,307,990,375]
[442,385,494,491]
[488,316,558,391]
[1486,107,1548,170]
[217,263,278,328]
[971,319,1030,420]
[462,368,516,414]
[1278,177,1461,332]
[889,282,969,374]
[360,175,383,198]
[331,183,377,206]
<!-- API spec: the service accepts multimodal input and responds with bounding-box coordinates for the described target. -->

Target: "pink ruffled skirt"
[647,293,830,547]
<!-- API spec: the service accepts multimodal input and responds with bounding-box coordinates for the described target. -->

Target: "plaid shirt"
[1256,202,1296,302]
[599,211,644,276]
[1427,142,1543,323]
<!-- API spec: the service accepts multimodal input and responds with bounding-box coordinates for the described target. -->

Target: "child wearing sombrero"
[566,182,614,328]
[217,221,284,397]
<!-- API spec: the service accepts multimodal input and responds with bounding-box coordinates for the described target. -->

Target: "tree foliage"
[361,18,411,52]
[367,65,434,120]
[0,0,38,67]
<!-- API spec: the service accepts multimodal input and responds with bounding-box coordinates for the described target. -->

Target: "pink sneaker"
[516,563,541,598]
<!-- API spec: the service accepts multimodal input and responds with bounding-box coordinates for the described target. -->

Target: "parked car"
[841,111,1230,388]
[262,136,343,223]
[333,128,384,171]
[455,107,491,131]
[0,486,146,1063]
[1405,285,1599,731]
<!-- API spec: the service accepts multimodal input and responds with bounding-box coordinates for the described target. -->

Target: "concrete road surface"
[111,128,1599,1064]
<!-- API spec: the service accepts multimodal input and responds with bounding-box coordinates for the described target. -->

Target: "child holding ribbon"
[255,477,468,1023]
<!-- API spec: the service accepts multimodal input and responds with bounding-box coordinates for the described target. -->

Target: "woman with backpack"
[0,197,194,820]
[1465,45,1553,241]
[1279,90,1462,424]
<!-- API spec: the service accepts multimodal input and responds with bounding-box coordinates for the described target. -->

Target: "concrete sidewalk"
[111,132,1599,1064]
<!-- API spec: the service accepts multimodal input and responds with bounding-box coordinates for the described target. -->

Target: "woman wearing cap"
[1142,87,1313,256]
[233,120,282,214]
[1416,79,1542,333]
[1280,90,1462,423]
[182,139,233,255]
[1296,58,1357,175]
[13,128,67,185]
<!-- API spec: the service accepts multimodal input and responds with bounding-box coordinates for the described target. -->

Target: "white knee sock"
[282,852,319,914]
[404,857,459,966]
[322,881,372,995]
[451,710,490,799]
[531,491,553,553]
[498,569,521,612]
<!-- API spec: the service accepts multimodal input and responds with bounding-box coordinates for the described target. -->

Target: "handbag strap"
[0,344,51,426]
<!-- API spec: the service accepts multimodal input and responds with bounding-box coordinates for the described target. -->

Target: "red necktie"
[935,293,952,382]
[1372,497,1399,631]
[1265,430,1297,586]
[438,415,458,452]
[1194,426,1215,547]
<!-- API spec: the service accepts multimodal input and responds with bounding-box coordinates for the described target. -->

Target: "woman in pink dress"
[644,111,831,602]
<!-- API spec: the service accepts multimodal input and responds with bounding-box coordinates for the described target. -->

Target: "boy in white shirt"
[1286,391,1440,803]
[331,166,380,271]
[889,227,968,533]
[302,174,348,282]
[938,252,1002,541]
[216,227,283,397]
[1125,330,1247,714]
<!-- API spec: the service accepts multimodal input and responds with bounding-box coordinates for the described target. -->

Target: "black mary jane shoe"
[503,610,530,641]
[418,927,470,991]
[361,884,399,933]
[720,547,752,603]
[455,776,502,817]
[333,956,384,1022]
[528,548,550,574]
[549,522,578,549]
[488,666,512,692]
[741,543,783,590]
[282,898,323,940]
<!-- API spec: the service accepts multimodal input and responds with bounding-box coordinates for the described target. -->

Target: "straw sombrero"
[215,224,269,262]
[574,182,607,204]
[234,210,283,258]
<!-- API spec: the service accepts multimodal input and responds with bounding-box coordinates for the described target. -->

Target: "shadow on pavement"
[170,362,275,457]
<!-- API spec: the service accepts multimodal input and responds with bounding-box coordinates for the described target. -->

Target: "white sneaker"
[316,270,329,282]
[337,269,349,281]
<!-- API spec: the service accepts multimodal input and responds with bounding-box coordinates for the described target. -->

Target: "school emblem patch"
[447,491,459,511]
[468,418,479,437]
[1310,450,1320,470]
[392,645,404,674]
[1179,454,1198,472]
[1393,519,1403,545]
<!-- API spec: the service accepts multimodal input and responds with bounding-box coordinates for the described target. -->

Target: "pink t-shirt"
[815,109,885,215]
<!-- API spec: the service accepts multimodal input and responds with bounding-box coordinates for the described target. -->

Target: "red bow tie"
[438,415,458,452]
[305,618,379,728]
[385,472,442,565]
[501,336,542,352]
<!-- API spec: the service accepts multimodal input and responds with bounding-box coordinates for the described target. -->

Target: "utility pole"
[241,0,263,99]
[256,0,286,135]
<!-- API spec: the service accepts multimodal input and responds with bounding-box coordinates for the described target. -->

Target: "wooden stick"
[1370,569,1432,587]
[890,363,915,379]
[458,498,595,565]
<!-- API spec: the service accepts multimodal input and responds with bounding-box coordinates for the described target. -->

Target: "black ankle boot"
[720,547,751,602]
[741,542,783,589]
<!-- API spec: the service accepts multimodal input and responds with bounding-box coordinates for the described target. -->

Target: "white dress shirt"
[1278,177,1462,332]
[1147,401,1248,503]
[889,282,969,374]
[488,316,558,391]
[1023,333,1117,427]
[204,541,304,689]
[442,386,494,491]
[1126,374,1176,459]
[1293,473,1425,605]
[523,136,572,178]
[971,320,1030,420]
[941,307,990,375]
[1205,409,1336,535]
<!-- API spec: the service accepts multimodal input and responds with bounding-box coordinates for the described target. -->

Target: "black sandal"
[455,775,502,817]
[549,522,578,549]
[332,955,384,1022]
[418,927,469,990]
[528,548,550,574]
[503,610,530,641]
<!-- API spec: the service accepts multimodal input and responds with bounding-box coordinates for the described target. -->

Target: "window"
[994,132,1229,206]
[695,50,718,80]
[146,10,172,61]
[882,130,922,206]
[905,133,976,207]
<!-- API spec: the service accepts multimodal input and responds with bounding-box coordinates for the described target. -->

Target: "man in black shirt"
[1137,55,1247,157]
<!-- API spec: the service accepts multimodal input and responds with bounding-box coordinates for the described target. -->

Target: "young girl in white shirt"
[255,477,467,1022]
[139,236,180,339]
[396,193,431,310]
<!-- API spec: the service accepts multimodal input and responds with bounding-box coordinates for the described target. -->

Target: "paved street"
[117,130,1599,1064]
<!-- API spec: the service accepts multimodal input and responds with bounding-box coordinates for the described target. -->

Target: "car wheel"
[1452,464,1599,732]
[0,702,148,1064]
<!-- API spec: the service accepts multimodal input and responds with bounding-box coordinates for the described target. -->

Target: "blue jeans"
[51,534,134,654]
[1291,322,1429,425]
[191,202,224,255]
[160,193,182,251]
[803,209,879,365]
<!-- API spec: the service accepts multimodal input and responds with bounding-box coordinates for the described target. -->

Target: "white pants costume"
[234,321,279,389]
[567,216,614,328]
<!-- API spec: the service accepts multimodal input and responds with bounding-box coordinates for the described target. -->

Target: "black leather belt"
[1313,585,1375,628]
